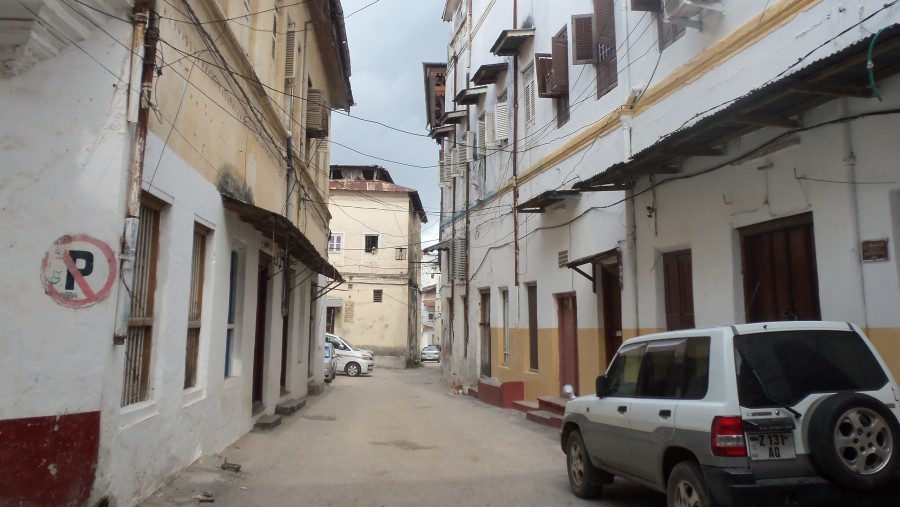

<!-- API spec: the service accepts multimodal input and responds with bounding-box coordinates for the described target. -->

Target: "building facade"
[0,0,351,504]
[428,0,629,399]
[571,1,900,380]
[327,165,427,366]
[428,0,900,401]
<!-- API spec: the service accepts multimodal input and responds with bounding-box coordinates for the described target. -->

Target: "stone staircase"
[252,397,308,431]
[465,379,571,429]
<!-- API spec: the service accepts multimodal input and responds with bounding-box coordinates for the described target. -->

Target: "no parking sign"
[41,234,117,308]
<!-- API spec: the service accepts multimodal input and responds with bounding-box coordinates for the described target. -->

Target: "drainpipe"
[299,20,312,162]
[512,0,519,288]
[114,2,159,343]
[840,98,869,329]
[283,134,295,318]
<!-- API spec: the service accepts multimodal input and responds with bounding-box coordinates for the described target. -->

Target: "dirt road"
[140,364,664,506]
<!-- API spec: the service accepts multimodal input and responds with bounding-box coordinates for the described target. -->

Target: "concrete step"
[253,414,282,431]
[275,398,306,416]
[512,400,539,413]
[537,396,571,417]
[525,410,563,429]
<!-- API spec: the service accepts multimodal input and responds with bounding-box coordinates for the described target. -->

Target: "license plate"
[747,432,796,460]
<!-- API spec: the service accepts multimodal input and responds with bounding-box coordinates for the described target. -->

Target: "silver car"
[323,342,336,383]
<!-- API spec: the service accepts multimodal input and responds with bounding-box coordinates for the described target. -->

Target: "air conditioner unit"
[664,0,723,24]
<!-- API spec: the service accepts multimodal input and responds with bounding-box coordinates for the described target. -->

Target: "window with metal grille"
[225,249,242,378]
[373,289,383,303]
[365,234,379,253]
[122,200,162,406]
[395,247,407,260]
[184,224,208,389]
[328,233,343,253]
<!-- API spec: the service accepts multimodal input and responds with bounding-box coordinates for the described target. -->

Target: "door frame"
[556,292,579,394]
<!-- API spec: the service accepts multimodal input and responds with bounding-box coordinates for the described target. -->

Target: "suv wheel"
[808,392,900,489]
[346,362,361,377]
[667,461,714,507]
[565,431,606,498]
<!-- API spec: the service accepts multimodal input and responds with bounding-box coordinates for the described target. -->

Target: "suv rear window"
[734,329,888,408]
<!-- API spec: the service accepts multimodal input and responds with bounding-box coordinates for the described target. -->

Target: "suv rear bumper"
[702,466,900,507]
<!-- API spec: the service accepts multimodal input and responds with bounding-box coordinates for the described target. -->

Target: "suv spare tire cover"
[807,392,900,489]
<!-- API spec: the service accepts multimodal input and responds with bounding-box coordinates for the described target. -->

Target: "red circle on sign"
[41,234,117,308]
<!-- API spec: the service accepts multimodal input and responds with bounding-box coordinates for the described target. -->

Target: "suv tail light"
[711,416,747,457]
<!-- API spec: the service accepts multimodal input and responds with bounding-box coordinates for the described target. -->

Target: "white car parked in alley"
[325,333,374,377]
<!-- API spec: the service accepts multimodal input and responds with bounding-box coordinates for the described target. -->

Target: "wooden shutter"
[306,89,328,138]
[535,54,552,98]
[571,15,595,64]
[550,34,569,96]
[494,102,509,140]
[631,0,661,11]
[284,29,296,83]
[594,0,618,98]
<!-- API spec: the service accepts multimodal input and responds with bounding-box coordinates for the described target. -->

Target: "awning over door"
[222,195,343,282]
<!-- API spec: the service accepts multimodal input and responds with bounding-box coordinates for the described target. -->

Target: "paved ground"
[140,364,665,507]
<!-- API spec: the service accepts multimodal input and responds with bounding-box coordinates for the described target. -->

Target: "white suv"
[561,321,900,507]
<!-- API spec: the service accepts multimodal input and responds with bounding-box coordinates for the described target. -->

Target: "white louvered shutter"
[477,118,486,159]
[453,238,467,281]
[485,111,495,146]
[284,28,296,84]
[494,102,509,141]
[441,149,452,186]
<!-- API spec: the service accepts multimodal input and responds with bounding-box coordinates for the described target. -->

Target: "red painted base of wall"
[0,411,100,506]
[476,379,524,409]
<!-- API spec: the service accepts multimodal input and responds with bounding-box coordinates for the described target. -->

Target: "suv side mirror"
[596,374,609,398]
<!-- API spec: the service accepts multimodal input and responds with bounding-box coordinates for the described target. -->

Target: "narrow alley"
[139,365,662,507]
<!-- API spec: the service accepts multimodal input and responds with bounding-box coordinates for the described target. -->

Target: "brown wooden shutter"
[535,53,553,98]
[550,34,569,96]
[594,0,618,98]
[571,14,594,64]
[631,0,660,12]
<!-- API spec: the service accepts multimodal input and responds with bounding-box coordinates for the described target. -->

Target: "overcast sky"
[331,0,448,247]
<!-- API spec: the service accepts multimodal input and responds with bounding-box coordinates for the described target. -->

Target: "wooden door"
[597,257,622,367]
[252,259,270,412]
[557,293,579,394]
[663,250,695,330]
[479,291,491,378]
[740,213,820,322]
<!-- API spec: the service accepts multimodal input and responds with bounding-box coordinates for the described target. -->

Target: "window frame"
[122,197,164,406]
[328,233,343,253]
[364,234,379,253]
[184,223,209,390]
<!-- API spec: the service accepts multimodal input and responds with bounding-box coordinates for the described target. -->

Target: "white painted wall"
[0,7,330,506]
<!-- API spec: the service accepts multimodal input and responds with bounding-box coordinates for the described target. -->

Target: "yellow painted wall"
[490,326,672,401]
[865,328,900,383]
